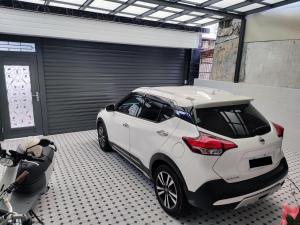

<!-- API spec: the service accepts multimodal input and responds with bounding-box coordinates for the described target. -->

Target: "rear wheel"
[97,121,112,152]
[154,165,188,216]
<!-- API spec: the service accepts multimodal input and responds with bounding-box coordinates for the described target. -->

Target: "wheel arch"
[96,117,104,127]
[150,153,188,191]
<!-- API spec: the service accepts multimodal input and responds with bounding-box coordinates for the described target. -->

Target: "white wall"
[245,3,300,43]
[0,7,199,49]
[194,79,300,153]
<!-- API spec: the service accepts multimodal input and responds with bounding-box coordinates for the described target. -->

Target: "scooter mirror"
[38,139,53,147]
[0,157,14,167]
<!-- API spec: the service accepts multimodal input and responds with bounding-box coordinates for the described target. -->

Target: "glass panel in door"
[4,65,35,129]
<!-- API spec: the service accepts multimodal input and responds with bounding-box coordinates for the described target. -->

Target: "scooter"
[0,138,57,225]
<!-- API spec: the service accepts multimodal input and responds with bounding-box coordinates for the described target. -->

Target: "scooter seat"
[15,146,54,194]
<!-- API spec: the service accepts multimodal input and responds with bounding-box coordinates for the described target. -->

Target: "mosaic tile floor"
[1,130,299,225]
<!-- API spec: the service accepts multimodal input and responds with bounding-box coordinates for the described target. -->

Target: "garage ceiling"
[2,0,298,30]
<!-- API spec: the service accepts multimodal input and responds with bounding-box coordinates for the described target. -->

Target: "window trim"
[114,92,175,123]
[115,93,145,118]
[137,96,175,124]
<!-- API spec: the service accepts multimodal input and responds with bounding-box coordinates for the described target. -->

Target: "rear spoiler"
[193,98,253,109]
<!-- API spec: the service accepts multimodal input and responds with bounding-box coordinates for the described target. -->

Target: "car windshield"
[193,104,271,139]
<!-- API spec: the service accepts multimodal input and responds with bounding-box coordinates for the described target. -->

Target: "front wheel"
[154,165,189,216]
[97,121,112,152]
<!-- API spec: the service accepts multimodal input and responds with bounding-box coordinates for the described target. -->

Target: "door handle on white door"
[156,130,168,136]
[123,123,129,128]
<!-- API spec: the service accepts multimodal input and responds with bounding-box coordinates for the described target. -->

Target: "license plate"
[249,156,272,168]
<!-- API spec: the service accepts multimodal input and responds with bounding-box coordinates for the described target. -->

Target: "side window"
[139,98,163,122]
[117,95,144,117]
[158,106,174,122]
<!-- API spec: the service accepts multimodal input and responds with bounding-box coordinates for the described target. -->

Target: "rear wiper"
[252,125,270,135]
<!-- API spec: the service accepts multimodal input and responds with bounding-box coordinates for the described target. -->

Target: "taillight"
[182,132,237,156]
[272,122,284,137]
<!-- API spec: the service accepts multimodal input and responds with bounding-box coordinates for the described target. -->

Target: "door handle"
[156,130,168,136]
[123,123,129,128]
[32,91,40,102]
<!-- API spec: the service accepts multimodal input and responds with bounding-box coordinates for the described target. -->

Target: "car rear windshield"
[194,104,271,139]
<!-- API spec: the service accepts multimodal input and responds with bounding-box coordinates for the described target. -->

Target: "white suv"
[96,86,288,216]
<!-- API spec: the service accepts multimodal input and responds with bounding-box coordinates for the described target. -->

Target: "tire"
[154,165,189,216]
[97,120,112,152]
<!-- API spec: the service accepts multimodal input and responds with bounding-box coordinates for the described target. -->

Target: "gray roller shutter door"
[42,39,186,134]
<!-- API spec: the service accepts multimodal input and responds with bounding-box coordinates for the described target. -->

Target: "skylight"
[14,0,295,29]
[173,15,195,22]
[211,0,245,8]
[179,0,208,5]
[115,13,136,18]
[85,7,110,14]
[143,17,160,21]
[164,7,183,12]
[59,0,86,4]
[263,0,284,3]
[194,18,216,24]
[135,1,158,8]
[149,11,175,19]
[90,0,122,10]
[190,11,205,16]
[165,21,180,24]
[49,2,80,9]
[18,0,45,4]
[122,5,150,15]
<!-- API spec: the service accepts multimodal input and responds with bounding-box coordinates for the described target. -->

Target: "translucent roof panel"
[190,11,205,16]
[165,21,180,24]
[122,5,150,15]
[115,13,137,18]
[149,11,175,18]
[194,18,216,24]
[19,0,45,4]
[14,0,298,29]
[263,0,284,3]
[235,3,265,12]
[49,2,80,9]
[135,1,158,8]
[143,17,160,21]
[90,0,122,10]
[211,0,245,8]
[85,7,110,14]
[179,0,208,5]
[164,7,183,12]
[59,0,86,4]
[173,15,196,22]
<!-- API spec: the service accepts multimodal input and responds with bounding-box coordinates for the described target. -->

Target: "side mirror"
[106,104,115,112]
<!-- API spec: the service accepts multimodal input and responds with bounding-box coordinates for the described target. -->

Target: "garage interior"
[0,0,300,224]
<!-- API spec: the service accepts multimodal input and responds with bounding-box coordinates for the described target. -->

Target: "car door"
[108,93,144,154]
[130,96,179,168]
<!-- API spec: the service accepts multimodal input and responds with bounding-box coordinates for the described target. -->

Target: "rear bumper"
[185,157,288,209]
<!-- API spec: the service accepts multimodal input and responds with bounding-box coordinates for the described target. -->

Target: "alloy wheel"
[98,126,106,148]
[156,171,178,209]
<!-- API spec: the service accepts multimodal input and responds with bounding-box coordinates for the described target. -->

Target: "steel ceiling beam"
[79,0,94,10]
[224,0,268,12]
[234,18,246,83]
[135,0,244,19]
